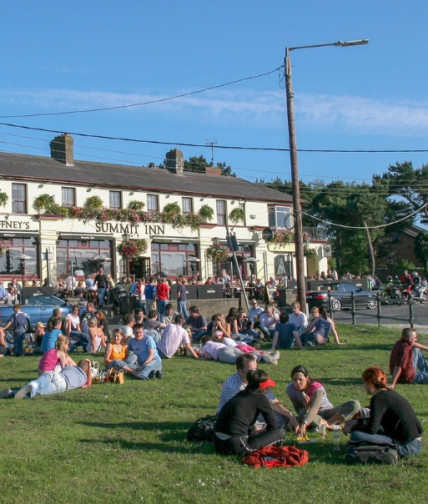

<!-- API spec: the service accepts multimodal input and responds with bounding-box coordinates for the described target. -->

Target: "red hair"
[362,367,388,390]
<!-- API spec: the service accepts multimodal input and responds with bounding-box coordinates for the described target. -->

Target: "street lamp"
[285,38,369,310]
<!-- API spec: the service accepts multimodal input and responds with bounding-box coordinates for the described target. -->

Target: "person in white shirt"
[259,304,279,340]
[248,299,264,323]
[156,315,199,359]
[288,301,308,335]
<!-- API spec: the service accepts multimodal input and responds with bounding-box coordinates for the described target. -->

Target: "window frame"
[147,194,159,212]
[109,190,122,210]
[182,197,193,215]
[216,199,226,225]
[61,187,76,207]
[12,183,27,214]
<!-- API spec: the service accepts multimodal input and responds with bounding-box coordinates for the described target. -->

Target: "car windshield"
[28,296,63,306]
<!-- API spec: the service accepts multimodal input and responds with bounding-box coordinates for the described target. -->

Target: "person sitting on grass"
[286,365,361,438]
[33,321,46,348]
[0,359,92,399]
[119,313,135,343]
[109,323,163,380]
[271,312,301,350]
[104,329,127,369]
[389,328,428,387]
[38,334,76,375]
[299,306,343,346]
[86,317,107,354]
[143,309,167,341]
[258,304,279,340]
[214,369,285,456]
[287,301,308,336]
[186,306,208,342]
[40,317,63,353]
[156,314,199,359]
[218,354,298,431]
[0,327,11,357]
[344,367,423,458]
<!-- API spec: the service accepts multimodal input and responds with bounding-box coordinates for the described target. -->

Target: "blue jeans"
[192,330,207,342]
[112,354,162,380]
[14,330,26,356]
[177,300,189,318]
[97,288,106,307]
[157,299,167,318]
[350,430,422,458]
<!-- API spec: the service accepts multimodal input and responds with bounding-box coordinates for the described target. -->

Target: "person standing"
[94,267,108,308]
[156,277,170,319]
[2,304,28,357]
[177,277,189,318]
[144,277,157,316]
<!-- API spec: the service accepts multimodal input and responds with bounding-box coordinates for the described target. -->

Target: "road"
[331,301,428,330]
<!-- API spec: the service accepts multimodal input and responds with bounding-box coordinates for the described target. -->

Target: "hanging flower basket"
[117,239,148,260]
[271,230,295,244]
[205,244,228,262]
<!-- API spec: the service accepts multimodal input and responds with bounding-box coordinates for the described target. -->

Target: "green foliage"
[163,202,181,216]
[84,195,103,209]
[128,200,145,210]
[183,155,235,176]
[229,206,245,224]
[0,191,8,207]
[198,204,214,223]
[0,325,427,504]
[33,193,57,212]
[415,232,428,275]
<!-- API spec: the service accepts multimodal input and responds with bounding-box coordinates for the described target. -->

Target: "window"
[12,183,26,214]
[147,194,159,212]
[216,200,226,225]
[151,242,197,278]
[62,187,76,207]
[109,191,122,209]
[0,238,37,277]
[268,205,292,229]
[56,239,111,277]
[182,197,193,215]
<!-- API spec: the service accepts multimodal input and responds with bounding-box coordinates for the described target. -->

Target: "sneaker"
[148,371,155,379]
[14,383,32,399]
[261,352,278,365]
[155,370,164,379]
[0,388,13,399]
[271,350,281,360]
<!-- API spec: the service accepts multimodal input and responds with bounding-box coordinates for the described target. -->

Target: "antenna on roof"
[205,139,218,165]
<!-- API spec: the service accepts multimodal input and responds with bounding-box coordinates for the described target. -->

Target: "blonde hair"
[55,334,69,352]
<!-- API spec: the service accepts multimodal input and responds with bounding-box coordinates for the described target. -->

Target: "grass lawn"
[0,324,427,504]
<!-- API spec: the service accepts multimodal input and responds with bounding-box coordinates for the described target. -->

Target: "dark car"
[0,295,81,330]
[306,282,378,312]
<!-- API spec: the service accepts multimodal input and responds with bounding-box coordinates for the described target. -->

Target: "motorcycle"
[403,283,427,304]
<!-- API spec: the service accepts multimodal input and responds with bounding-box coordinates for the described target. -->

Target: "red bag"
[242,444,309,469]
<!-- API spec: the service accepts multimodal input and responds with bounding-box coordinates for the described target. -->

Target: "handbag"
[107,368,125,384]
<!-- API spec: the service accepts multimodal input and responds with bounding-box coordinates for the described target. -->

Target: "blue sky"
[1,1,428,187]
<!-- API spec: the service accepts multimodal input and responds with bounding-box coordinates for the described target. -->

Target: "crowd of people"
[0,269,425,464]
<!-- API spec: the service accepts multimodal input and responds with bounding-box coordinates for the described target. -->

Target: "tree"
[415,232,428,276]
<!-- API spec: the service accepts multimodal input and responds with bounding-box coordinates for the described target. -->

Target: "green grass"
[0,325,427,504]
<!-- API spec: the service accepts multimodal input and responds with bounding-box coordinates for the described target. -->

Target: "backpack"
[345,441,399,465]
[187,414,217,442]
[242,444,309,469]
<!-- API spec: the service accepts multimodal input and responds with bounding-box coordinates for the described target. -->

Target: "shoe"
[148,371,155,379]
[0,388,13,399]
[271,350,281,360]
[261,352,278,365]
[14,383,32,399]
[155,370,164,379]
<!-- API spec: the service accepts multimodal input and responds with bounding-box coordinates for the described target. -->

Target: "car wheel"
[331,298,341,312]
[367,299,378,310]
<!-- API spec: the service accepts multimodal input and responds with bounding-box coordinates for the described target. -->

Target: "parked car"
[306,282,378,312]
[0,295,81,331]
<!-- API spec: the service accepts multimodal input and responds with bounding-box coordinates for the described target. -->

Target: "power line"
[301,202,427,230]
[0,66,283,119]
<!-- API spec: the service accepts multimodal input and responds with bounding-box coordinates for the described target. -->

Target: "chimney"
[50,133,74,166]
[205,166,222,176]
[165,148,184,176]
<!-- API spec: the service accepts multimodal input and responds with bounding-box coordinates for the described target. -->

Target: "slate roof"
[0,150,293,204]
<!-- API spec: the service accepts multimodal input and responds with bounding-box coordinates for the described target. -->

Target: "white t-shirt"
[157,324,190,358]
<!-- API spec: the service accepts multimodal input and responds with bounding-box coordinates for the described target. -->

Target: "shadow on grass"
[80,437,216,454]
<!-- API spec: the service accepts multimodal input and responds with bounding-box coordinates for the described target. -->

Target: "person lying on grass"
[0,359,92,399]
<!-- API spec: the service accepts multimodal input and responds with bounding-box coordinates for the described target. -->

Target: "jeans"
[112,354,162,380]
[97,288,106,307]
[192,330,207,342]
[69,331,89,351]
[13,330,26,356]
[350,430,422,458]
[177,300,189,318]
[413,347,428,372]
[28,372,68,397]
[214,428,284,456]
[157,299,168,318]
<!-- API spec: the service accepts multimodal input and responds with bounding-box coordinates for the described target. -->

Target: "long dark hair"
[246,369,269,391]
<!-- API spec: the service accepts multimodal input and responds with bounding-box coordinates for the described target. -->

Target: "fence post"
[409,300,414,328]
[328,291,334,321]
[376,292,382,327]
[351,291,356,325]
